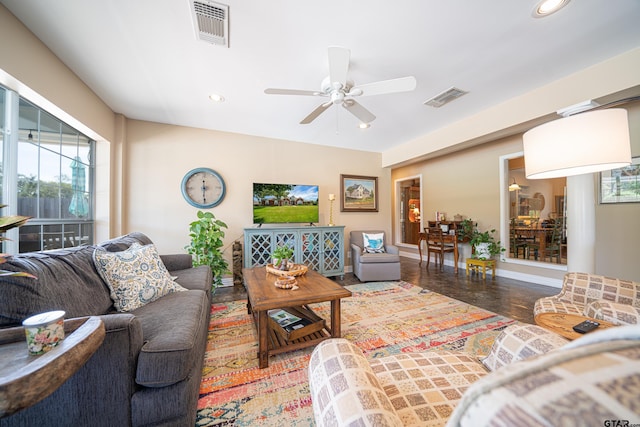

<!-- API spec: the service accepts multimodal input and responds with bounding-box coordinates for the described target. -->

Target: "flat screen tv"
[253,183,319,225]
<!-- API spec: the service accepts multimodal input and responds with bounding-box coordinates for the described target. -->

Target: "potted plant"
[272,244,294,271]
[469,227,505,260]
[0,205,35,278]
[185,210,229,288]
[458,218,476,243]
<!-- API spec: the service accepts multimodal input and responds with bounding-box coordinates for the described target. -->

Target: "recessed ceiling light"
[358,123,370,129]
[532,0,570,18]
[209,93,225,102]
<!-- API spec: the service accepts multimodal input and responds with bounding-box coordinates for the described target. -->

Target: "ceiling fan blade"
[328,46,350,87]
[264,88,320,96]
[342,99,376,123]
[300,103,332,124]
[350,76,417,97]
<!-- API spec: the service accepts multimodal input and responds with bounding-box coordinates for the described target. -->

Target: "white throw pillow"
[93,243,187,312]
[362,232,386,254]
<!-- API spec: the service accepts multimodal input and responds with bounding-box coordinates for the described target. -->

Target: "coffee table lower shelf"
[267,327,331,356]
[260,305,332,356]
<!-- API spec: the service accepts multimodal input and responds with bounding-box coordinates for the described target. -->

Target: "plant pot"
[273,257,290,270]
[474,242,491,260]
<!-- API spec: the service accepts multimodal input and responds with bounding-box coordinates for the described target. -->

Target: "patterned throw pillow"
[363,232,386,253]
[93,243,187,312]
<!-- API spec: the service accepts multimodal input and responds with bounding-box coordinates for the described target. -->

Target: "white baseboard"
[399,250,562,289]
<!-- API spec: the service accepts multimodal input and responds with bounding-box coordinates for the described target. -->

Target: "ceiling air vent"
[424,87,468,108]
[190,0,229,47]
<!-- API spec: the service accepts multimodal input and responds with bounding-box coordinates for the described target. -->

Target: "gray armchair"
[350,230,401,282]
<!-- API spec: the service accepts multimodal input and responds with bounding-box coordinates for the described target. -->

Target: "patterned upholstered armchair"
[534,272,640,325]
[308,324,640,426]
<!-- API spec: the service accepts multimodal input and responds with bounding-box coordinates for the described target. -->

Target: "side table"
[534,312,615,340]
[0,316,105,418]
[465,258,495,279]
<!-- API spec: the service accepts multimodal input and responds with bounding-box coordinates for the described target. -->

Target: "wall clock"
[181,167,226,209]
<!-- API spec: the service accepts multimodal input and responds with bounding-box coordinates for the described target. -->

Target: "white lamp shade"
[523,108,631,179]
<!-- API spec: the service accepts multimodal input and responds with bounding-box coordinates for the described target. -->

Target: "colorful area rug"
[196,281,516,426]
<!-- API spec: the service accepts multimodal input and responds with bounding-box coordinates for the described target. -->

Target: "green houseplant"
[458,218,476,243]
[272,244,294,270]
[469,227,505,260]
[185,211,229,288]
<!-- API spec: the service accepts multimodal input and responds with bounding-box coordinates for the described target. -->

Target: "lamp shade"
[523,108,631,179]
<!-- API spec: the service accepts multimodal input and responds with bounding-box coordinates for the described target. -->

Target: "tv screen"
[253,183,319,224]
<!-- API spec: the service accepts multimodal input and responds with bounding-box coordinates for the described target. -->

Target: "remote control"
[572,319,600,334]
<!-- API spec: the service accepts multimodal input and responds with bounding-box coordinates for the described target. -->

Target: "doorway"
[397,176,422,245]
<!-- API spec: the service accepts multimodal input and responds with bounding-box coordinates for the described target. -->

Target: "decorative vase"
[474,243,491,260]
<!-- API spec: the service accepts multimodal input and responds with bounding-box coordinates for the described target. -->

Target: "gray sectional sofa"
[0,232,212,427]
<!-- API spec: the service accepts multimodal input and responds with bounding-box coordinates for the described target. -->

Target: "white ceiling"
[2,0,640,153]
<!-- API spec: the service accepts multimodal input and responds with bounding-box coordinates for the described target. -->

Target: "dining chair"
[525,218,564,263]
[509,219,528,258]
[541,218,564,263]
[425,227,455,271]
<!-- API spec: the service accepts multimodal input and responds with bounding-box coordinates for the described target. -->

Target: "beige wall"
[392,101,640,284]
[122,119,391,269]
[595,102,640,280]
[0,5,115,143]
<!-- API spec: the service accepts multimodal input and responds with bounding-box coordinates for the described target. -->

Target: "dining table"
[511,226,551,258]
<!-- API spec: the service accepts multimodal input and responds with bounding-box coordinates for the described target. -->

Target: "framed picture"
[599,157,640,204]
[340,174,378,212]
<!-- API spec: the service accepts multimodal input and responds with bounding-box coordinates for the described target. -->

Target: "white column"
[566,174,596,273]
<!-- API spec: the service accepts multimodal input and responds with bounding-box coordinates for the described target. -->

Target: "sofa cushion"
[131,289,209,387]
[359,252,401,264]
[534,297,583,317]
[370,351,488,426]
[309,338,403,427]
[448,329,640,427]
[585,300,640,325]
[363,232,386,253]
[481,324,568,371]
[0,245,114,327]
[93,243,187,312]
[98,231,153,252]
[171,265,212,294]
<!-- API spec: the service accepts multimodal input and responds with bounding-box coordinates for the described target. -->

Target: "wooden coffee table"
[243,266,352,368]
[534,312,615,340]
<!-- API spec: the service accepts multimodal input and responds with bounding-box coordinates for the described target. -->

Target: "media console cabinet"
[243,226,345,278]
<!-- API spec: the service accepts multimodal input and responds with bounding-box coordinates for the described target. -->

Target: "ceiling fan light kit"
[264,46,416,125]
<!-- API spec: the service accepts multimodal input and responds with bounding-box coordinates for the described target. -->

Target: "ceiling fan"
[264,46,417,125]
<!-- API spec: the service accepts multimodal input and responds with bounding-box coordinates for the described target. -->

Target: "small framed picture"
[340,174,378,212]
[599,157,640,204]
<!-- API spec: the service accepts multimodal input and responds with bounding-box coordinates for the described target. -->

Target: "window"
[1,86,94,253]
[500,152,566,268]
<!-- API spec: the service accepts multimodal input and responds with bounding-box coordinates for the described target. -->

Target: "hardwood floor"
[214,257,559,324]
